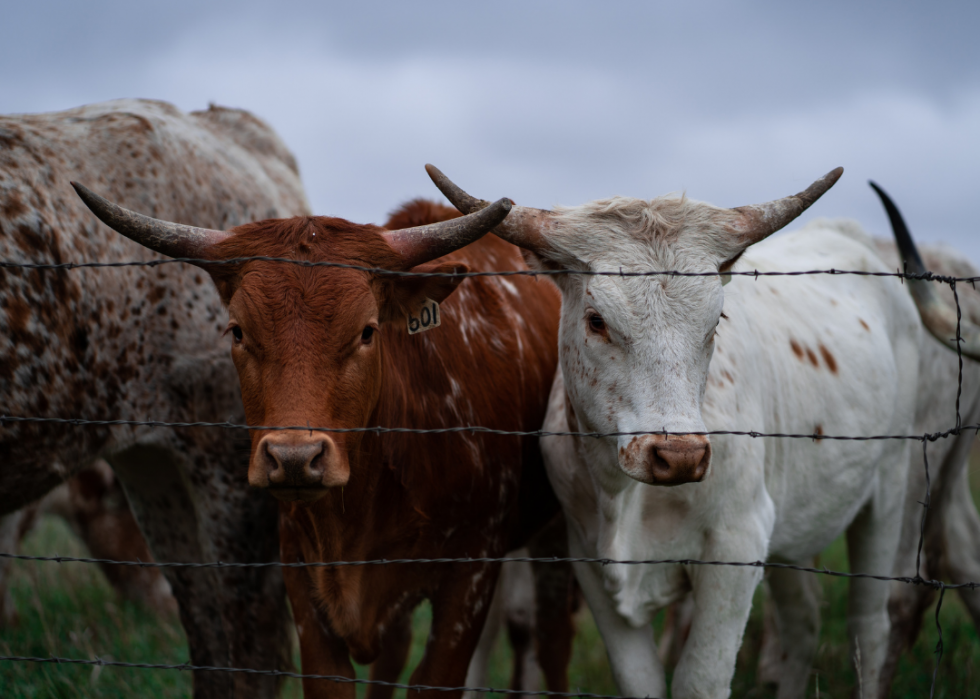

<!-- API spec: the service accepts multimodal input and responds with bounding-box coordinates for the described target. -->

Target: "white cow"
[427,166,926,698]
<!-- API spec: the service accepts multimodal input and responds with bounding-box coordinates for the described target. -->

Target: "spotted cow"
[661,218,980,697]
[72,177,565,699]
[0,99,310,697]
[427,165,941,698]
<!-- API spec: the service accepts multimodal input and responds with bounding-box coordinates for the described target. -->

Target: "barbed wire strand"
[0,654,656,699]
[1,550,976,591]
[2,256,980,284]
[1,414,977,444]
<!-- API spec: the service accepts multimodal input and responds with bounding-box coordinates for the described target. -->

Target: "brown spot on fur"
[1,191,28,220]
[814,425,824,442]
[790,339,804,360]
[805,347,819,367]
[818,344,838,374]
[830,298,838,307]
[722,370,734,384]
[859,318,870,332]
[6,296,30,335]
[148,285,167,305]
[14,223,46,253]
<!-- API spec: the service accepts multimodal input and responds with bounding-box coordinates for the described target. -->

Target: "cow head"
[427,165,841,486]
[73,182,512,502]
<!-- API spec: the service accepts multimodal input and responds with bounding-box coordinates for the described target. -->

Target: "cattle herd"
[1,99,979,699]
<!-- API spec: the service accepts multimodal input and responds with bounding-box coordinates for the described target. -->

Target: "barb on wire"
[0,413,976,443]
[1,256,977,283]
[1,550,976,590]
[0,654,653,699]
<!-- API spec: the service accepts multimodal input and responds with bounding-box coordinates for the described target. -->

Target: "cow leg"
[657,594,693,671]
[284,568,356,699]
[528,522,576,693]
[110,444,287,699]
[366,611,413,699]
[845,492,905,699]
[411,563,500,699]
[755,589,783,689]
[671,556,763,699]
[767,562,821,699]
[464,561,510,699]
[568,528,665,698]
[504,556,539,692]
[280,526,356,699]
[0,507,36,626]
[938,449,980,627]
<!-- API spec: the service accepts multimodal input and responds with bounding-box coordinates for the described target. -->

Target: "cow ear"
[202,266,239,306]
[718,250,744,286]
[382,260,470,324]
[520,248,561,273]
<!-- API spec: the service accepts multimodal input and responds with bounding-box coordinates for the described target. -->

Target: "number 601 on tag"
[407,298,441,335]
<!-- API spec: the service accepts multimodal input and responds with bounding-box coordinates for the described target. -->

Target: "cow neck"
[287,318,458,564]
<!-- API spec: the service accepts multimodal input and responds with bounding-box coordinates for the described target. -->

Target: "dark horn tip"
[71,181,94,201]
[868,180,926,274]
[484,197,513,225]
[821,167,844,188]
[798,167,843,206]
[425,163,487,214]
[71,181,112,220]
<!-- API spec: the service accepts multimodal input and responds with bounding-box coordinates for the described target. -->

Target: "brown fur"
[201,199,562,698]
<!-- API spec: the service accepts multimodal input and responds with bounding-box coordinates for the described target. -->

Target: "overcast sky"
[4,1,978,263]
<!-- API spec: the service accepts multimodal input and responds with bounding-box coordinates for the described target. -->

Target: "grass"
[2,456,979,698]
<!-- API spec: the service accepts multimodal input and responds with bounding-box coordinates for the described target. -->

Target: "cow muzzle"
[619,434,711,486]
[250,434,350,501]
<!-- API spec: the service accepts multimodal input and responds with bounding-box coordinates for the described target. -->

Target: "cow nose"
[257,436,333,489]
[648,435,711,485]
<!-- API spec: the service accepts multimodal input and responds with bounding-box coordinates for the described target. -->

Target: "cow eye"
[587,313,606,334]
[231,326,243,343]
[361,325,375,344]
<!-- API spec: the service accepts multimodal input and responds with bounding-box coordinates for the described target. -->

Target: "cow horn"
[384,196,514,268]
[870,181,980,361]
[730,167,844,244]
[72,182,231,260]
[425,164,553,252]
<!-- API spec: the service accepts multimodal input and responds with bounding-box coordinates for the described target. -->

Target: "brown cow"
[73,181,564,698]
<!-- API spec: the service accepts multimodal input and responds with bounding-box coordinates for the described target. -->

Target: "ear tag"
[407,298,441,335]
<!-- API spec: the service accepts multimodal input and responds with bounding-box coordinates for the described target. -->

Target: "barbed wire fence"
[2,256,980,698]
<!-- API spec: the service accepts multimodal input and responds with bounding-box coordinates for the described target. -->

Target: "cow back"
[0,98,310,512]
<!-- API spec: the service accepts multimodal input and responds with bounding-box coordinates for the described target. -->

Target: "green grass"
[3,456,979,698]
[0,517,190,698]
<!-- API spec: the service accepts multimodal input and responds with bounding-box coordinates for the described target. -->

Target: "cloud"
[2,2,978,263]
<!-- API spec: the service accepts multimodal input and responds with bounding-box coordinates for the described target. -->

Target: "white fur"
[535,198,920,698]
